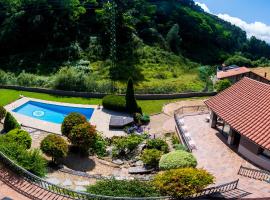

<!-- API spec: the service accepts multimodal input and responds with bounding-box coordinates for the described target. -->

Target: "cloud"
[195,2,211,13]
[218,14,270,43]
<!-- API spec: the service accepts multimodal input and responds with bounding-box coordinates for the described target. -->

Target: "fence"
[238,165,270,183]
[0,85,216,100]
[174,105,209,152]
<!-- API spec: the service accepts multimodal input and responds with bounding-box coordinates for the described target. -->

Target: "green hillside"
[0,0,270,93]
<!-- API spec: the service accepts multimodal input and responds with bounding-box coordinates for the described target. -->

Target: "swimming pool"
[13,101,94,124]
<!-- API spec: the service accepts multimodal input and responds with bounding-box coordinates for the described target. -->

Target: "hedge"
[102,95,126,112]
[4,129,32,149]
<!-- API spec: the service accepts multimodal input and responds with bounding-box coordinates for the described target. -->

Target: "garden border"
[0,85,216,100]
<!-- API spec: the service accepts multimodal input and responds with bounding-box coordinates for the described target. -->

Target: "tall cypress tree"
[125,77,139,113]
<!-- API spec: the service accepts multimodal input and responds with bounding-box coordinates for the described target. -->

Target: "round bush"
[3,112,20,133]
[153,168,214,198]
[61,113,87,137]
[141,149,162,168]
[0,106,6,121]
[159,150,197,170]
[70,122,97,153]
[146,138,169,153]
[5,128,32,149]
[102,95,126,112]
[41,134,68,163]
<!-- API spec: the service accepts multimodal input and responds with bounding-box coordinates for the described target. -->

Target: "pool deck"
[5,97,127,138]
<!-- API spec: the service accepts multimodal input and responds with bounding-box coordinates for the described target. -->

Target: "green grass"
[0,89,207,114]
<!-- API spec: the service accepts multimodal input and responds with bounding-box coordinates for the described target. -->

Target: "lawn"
[0,89,208,115]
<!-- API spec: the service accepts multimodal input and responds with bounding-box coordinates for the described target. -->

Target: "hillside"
[0,0,270,93]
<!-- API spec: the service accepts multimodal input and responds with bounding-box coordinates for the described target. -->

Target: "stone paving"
[182,114,270,198]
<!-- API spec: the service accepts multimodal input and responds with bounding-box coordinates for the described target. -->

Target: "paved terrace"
[182,114,270,198]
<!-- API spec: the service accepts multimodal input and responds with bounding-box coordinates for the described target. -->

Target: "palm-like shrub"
[141,149,162,168]
[0,106,6,121]
[153,168,214,198]
[146,138,169,153]
[159,150,197,170]
[3,112,20,133]
[70,122,97,153]
[61,113,87,137]
[4,129,32,149]
[41,134,68,163]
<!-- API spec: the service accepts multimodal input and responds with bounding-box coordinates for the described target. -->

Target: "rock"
[74,181,90,186]
[135,160,143,166]
[112,159,124,165]
[46,178,60,185]
[75,186,86,192]
[62,179,72,186]
[128,166,153,174]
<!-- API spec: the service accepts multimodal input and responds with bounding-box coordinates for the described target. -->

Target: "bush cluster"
[112,135,144,158]
[215,79,232,93]
[40,134,68,163]
[86,179,160,197]
[90,133,108,157]
[141,149,162,168]
[3,112,21,133]
[159,150,197,170]
[153,168,214,198]
[146,138,169,153]
[102,95,126,112]
[0,106,6,121]
[3,129,32,149]
[0,138,46,177]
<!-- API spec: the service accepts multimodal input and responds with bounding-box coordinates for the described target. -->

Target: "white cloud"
[218,14,270,43]
[195,2,211,13]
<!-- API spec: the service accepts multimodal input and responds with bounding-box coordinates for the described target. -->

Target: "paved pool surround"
[5,97,126,137]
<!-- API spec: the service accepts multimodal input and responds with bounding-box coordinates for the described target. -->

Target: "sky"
[195,0,270,43]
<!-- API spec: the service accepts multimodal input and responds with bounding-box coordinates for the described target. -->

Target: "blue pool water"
[13,101,94,124]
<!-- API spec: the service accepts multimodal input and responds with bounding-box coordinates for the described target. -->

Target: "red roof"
[217,67,251,79]
[205,77,270,150]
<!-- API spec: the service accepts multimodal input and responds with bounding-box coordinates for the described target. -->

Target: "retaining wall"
[0,85,216,100]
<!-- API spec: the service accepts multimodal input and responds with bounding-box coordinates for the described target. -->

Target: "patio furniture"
[109,116,134,129]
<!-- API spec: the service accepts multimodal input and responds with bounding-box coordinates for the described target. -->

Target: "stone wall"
[0,85,216,100]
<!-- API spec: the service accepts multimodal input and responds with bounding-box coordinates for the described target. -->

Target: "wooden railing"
[238,165,270,183]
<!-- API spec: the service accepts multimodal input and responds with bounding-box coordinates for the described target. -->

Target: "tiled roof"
[205,77,270,150]
[217,67,251,79]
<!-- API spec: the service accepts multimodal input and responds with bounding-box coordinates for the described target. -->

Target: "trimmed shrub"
[102,95,126,112]
[153,168,214,198]
[159,150,197,170]
[3,112,20,133]
[141,149,162,168]
[86,179,160,197]
[4,129,32,149]
[61,113,87,137]
[126,78,141,113]
[0,141,47,177]
[0,106,6,121]
[112,135,144,158]
[215,79,232,93]
[146,138,169,153]
[40,134,68,163]
[70,122,97,153]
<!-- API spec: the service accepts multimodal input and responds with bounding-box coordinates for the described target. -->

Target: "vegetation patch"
[4,112,21,133]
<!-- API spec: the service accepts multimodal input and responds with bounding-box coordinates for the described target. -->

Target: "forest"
[0,0,270,93]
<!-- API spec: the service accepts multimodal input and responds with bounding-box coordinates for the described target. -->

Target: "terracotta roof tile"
[217,67,251,79]
[205,77,270,150]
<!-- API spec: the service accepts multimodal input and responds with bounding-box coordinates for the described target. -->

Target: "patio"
[180,114,270,198]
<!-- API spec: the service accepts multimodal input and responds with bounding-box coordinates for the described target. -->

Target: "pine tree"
[125,77,140,113]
